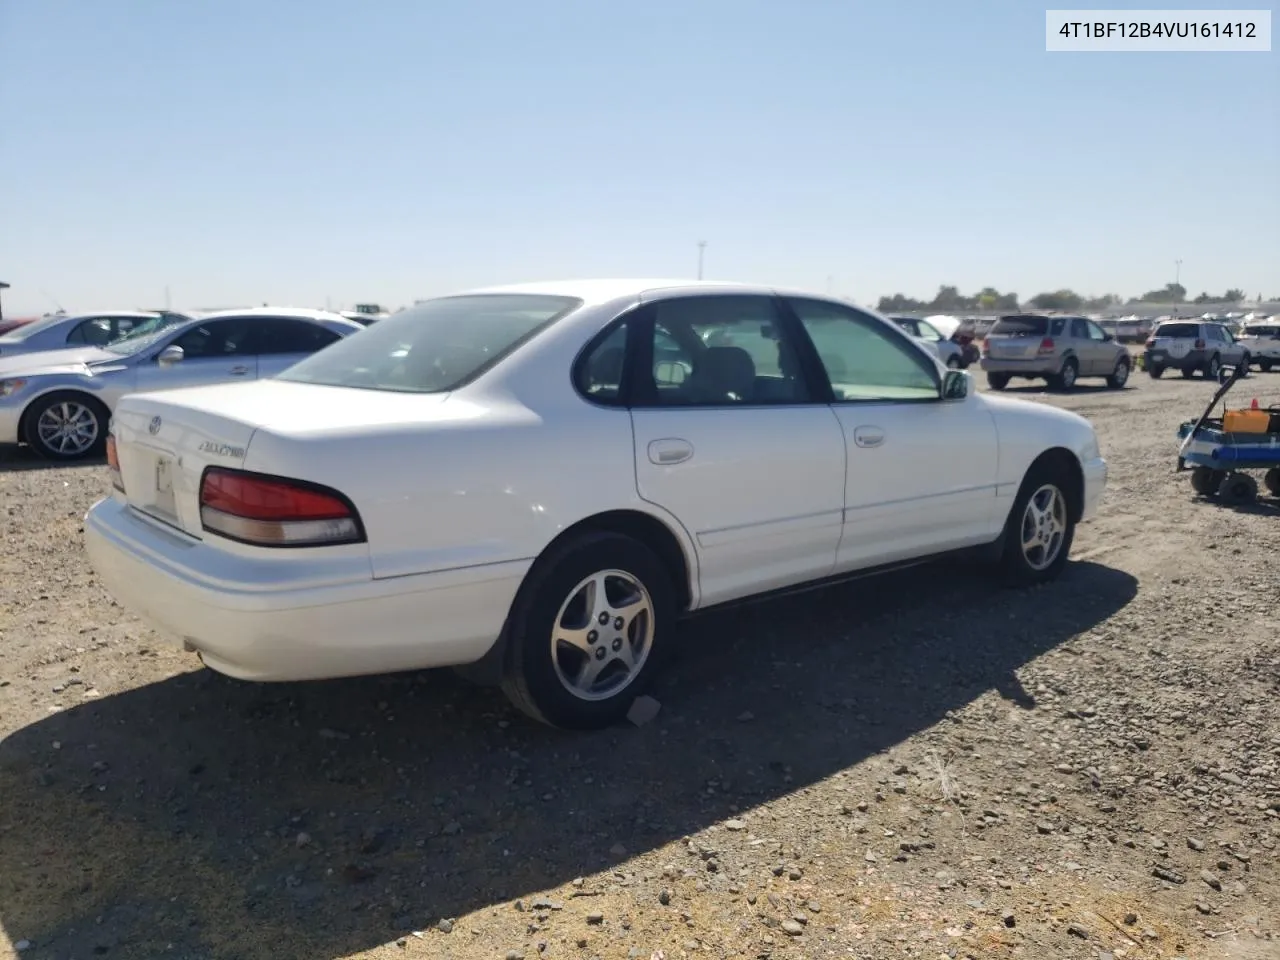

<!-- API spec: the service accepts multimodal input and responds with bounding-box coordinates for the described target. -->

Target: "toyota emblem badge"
[148,416,162,435]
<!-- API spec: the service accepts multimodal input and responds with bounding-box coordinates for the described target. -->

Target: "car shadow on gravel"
[0,560,1137,960]
[0,444,105,471]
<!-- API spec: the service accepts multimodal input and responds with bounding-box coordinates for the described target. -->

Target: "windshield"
[103,320,181,355]
[277,294,582,393]
[0,314,67,341]
[991,315,1049,337]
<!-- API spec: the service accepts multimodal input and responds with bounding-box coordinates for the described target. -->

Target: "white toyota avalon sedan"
[84,280,1107,729]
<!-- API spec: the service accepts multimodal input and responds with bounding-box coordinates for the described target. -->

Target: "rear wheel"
[1106,356,1131,389]
[500,531,676,729]
[1259,358,1273,373]
[24,392,109,461]
[999,463,1076,587]
[1217,472,1257,505]
[1148,364,1164,379]
[986,373,1010,391]
[1050,357,1078,392]
[1264,468,1280,497]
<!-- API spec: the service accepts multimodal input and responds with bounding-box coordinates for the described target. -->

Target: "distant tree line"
[876,283,1253,314]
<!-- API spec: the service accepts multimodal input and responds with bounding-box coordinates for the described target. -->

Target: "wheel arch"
[455,507,698,686]
[1025,446,1085,522]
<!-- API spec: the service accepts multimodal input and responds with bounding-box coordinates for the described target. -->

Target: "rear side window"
[1156,322,1201,339]
[253,318,342,354]
[278,294,581,393]
[991,315,1048,337]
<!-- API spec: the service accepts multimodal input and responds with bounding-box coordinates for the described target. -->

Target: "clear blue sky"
[1,0,1276,314]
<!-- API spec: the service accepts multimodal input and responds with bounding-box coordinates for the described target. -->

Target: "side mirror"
[941,369,970,401]
[157,345,184,367]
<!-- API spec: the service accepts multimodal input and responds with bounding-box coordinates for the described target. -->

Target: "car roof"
[59,310,163,320]
[192,306,358,323]
[449,279,807,307]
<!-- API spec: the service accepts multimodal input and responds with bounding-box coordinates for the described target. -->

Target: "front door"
[781,297,1000,571]
[134,318,259,393]
[623,293,847,607]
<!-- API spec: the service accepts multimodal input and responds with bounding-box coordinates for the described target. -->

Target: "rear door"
[624,293,847,606]
[782,297,1000,570]
[252,317,345,377]
[133,318,260,393]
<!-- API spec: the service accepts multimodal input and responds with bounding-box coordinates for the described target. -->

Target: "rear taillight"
[1194,338,1206,350]
[1145,337,1156,348]
[981,337,990,356]
[198,467,364,547]
[1037,337,1055,354]
[105,435,124,492]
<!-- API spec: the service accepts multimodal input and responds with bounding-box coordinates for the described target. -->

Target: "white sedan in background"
[0,308,364,460]
[84,280,1106,729]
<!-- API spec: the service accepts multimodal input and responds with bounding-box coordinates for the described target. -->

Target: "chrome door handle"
[853,426,885,449]
[648,438,694,465]
[228,365,250,376]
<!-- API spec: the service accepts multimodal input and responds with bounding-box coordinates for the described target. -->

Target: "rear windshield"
[990,315,1048,336]
[277,294,582,393]
[1155,322,1200,339]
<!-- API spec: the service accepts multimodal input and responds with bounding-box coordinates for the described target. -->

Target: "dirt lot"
[1,374,1278,960]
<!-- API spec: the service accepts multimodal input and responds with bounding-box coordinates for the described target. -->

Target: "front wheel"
[999,464,1076,587]
[500,531,676,729]
[1106,357,1131,389]
[1148,364,1165,379]
[1204,354,1221,380]
[1259,358,1273,373]
[25,392,109,461]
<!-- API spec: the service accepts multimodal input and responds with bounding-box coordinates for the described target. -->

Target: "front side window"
[1086,321,1108,341]
[638,295,812,406]
[785,298,939,402]
[278,294,580,393]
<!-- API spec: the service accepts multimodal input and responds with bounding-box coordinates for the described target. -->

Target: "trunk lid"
[110,380,456,538]
[985,316,1052,360]
[1149,323,1200,359]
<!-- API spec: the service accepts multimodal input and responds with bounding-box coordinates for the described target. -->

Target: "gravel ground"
[1,374,1278,960]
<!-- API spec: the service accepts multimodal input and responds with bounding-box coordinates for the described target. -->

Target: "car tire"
[23,391,110,461]
[1259,358,1273,373]
[1217,471,1257,505]
[1190,466,1226,496]
[945,355,961,369]
[998,461,1076,588]
[986,373,1010,391]
[1106,356,1131,389]
[1148,364,1164,379]
[1204,354,1221,380]
[1264,467,1280,497]
[1050,357,1078,392]
[500,531,677,729]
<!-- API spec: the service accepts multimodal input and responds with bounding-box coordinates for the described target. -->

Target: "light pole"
[1175,259,1182,295]
[697,241,707,280]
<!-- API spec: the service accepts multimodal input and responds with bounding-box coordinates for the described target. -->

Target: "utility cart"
[1176,362,1280,504]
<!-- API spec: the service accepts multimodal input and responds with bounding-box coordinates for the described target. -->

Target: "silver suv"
[980,314,1132,391]
[1144,320,1249,379]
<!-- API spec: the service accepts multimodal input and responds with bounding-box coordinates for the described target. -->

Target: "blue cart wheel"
[1190,467,1225,496]
[1217,472,1258,505]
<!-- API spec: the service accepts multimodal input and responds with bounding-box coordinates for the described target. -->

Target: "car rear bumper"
[83,496,529,681]
[1081,455,1106,522]
[980,357,1057,376]
[1144,348,1209,371]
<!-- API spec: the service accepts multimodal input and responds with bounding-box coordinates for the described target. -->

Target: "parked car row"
[976,313,1276,391]
[54,279,1109,729]
[0,307,364,459]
